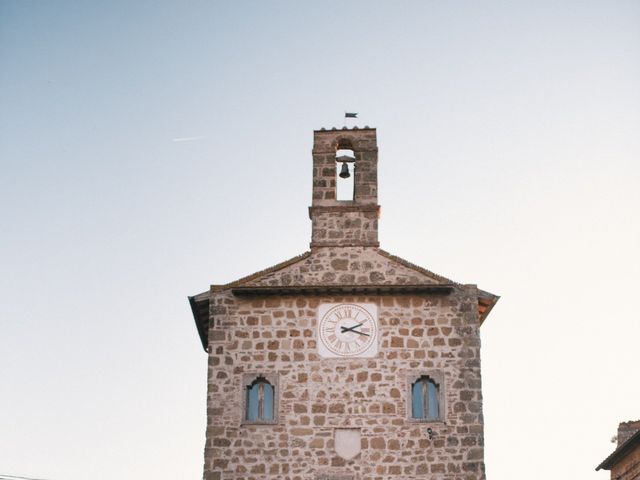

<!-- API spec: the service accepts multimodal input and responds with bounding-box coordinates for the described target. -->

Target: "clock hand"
[348,329,370,337]
[340,323,370,336]
[340,323,363,333]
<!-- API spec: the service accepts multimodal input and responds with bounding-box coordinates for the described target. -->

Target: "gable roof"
[376,249,455,285]
[216,248,454,290]
[214,251,313,290]
[189,248,499,350]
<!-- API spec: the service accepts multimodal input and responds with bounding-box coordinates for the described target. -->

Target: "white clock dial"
[318,303,378,358]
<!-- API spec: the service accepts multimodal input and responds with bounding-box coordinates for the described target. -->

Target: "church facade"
[189,127,499,480]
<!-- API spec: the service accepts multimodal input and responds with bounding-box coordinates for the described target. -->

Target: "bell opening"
[336,149,355,201]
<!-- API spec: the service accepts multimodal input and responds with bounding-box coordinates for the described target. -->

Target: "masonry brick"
[191,127,498,479]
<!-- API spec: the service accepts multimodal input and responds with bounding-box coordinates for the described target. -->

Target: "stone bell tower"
[310,128,379,247]
[189,126,499,480]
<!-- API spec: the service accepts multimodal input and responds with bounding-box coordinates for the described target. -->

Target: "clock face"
[318,303,378,358]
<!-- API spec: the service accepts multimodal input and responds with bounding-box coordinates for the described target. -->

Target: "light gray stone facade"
[189,127,499,480]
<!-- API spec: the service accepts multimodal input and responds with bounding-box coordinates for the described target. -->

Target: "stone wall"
[309,128,379,248]
[311,128,378,208]
[607,421,640,480]
[203,248,486,480]
[309,207,379,248]
[618,420,640,445]
[236,247,441,288]
[195,127,495,479]
[610,443,640,480]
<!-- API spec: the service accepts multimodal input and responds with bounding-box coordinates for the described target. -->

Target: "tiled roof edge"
[596,429,640,471]
[211,251,312,291]
[376,249,458,285]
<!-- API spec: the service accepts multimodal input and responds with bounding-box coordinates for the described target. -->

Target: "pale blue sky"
[1,1,639,479]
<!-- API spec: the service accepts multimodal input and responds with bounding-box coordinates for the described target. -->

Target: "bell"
[339,162,351,179]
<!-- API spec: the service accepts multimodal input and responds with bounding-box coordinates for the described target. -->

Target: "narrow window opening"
[336,148,355,201]
[411,376,440,420]
[246,376,274,422]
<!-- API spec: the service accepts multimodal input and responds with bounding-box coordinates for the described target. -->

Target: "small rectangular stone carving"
[334,428,361,460]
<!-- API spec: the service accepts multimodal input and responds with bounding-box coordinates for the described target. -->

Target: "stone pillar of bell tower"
[309,127,380,248]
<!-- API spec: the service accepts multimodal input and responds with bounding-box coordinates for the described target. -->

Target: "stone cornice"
[308,205,380,219]
[231,284,455,297]
[310,241,380,248]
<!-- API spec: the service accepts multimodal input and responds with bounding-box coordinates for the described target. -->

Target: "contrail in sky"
[1,475,54,480]
[172,136,205,142]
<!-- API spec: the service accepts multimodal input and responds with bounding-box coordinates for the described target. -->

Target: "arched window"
[245,376,274,422]
[411,376,440,420]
